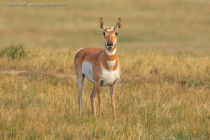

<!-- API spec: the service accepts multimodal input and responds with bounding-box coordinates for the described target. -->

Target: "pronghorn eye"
[115,32,118,36]
[102,32,105,36]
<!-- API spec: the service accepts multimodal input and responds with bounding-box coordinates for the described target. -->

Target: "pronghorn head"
[99,17,122,51]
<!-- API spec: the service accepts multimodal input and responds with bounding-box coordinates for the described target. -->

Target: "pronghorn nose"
[107,41,113,46]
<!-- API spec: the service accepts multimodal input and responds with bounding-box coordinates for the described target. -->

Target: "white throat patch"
[107,59,116,69]
[105,47,116,55]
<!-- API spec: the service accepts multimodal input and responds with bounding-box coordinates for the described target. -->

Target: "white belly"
[82,61,94,83]
[99,63,120,87]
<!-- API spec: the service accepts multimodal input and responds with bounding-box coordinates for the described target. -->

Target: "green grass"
[0,44,27,59]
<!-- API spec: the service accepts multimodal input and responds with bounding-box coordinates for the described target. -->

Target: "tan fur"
[74,17,122,120]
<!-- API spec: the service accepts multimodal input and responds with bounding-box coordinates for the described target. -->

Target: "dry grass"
[0,48,210,139]
[1,0,210,139]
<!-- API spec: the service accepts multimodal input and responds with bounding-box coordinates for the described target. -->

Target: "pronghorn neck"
[104,45,116,56]
[101,45,118,70]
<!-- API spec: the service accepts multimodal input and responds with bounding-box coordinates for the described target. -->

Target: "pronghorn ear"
[99,17,106,30]
[114,18,122,31]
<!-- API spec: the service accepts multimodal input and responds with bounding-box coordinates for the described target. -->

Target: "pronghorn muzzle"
[107,41,113,47]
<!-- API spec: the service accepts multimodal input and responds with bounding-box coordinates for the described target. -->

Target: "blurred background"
[0,0,210,55]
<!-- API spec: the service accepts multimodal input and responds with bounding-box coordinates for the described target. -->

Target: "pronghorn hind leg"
[90,85,96,117]
[76,74,84,117]
[95,82,102,120]
[110,82,117,120]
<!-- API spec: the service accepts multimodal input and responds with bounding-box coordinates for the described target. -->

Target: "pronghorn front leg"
[110,82,117,120]
[76,74,84,117]
[95,82,102,119]
[90,85,96,117]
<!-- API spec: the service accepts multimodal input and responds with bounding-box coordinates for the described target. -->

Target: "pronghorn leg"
[90,85,96,117]
[110,82,117,120]
[77,74,84,117]
[95,82,102,119]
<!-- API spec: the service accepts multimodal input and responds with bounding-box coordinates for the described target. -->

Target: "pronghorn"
[74,17,122,120]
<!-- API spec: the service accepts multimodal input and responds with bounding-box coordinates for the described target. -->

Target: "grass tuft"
[0,44,27,59]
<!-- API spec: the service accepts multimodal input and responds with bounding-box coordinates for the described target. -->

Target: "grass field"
[0,0,210,139]
[1,0,210,54]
